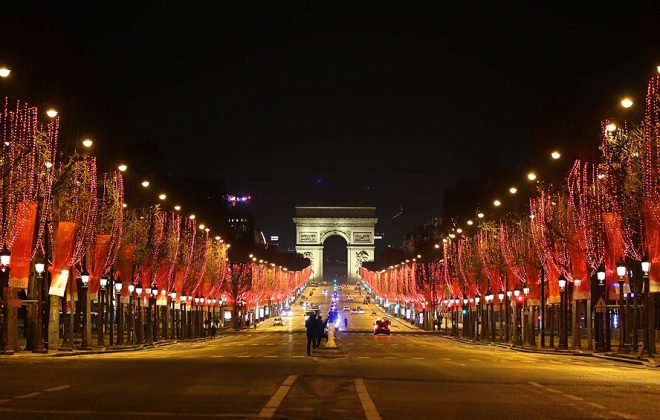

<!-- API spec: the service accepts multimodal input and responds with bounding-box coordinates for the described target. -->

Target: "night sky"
[2,2,658,252]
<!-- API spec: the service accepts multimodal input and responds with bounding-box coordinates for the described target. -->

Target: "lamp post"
[513,287,521,345]
[145,287,152,344]
[1,245,13,354]
[506,289,512,342]
[523,285,531,346]
[80,268,90,349]
[572,278,582,350]
[115,280,124,345]
[616,258,628,353]
[558,275,568,350]
[136,286,143,344]
[475,294,481,340]
[161,289,168,339]
[152,288,159,341]
[498,291,504,342]
[180,294,187,339]
[99,277,107,346]
[128,284,135,344]
[32,258,47,353]
[462,297,468,338]
[170,291,176,340]
[641,256,654,356]
[596,265,609,351]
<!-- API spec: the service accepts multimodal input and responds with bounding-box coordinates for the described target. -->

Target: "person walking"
[315,315,326,348]
[344,317,348,330]
[305,314,317,356]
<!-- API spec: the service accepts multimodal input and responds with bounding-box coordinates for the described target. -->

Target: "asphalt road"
[0,285,658,419]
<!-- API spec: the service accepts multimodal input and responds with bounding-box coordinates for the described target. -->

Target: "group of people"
[305,314,328,356]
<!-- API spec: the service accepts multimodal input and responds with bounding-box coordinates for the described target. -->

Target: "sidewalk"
[0,334,225,358]
[441,334,660,368]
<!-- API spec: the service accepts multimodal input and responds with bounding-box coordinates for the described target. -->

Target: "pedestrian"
[211,320,217,337]
[344,317,348,330]
[305,314,317,356]
[315,315,326,348]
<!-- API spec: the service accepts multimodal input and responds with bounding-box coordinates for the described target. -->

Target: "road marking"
[564,395,583,401]
[251,343,259,346]
[384,356,397,359]
[585,402,607,409]
[264,355,278,358]
[545,388,563,394]
[528,382,543,388]
[15,392,41,399]
[236,355,251,358]
[292,355,304,358]
[609,411,638,419]
[411,357,424,360]
[257,375,298,418]
[358,356,371,359]
[354,378,382,420]
[44,385,70,392]
[211,355,225,358]
[266,343,274,346]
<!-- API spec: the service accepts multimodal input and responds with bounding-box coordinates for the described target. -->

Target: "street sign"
[595,297,606,313]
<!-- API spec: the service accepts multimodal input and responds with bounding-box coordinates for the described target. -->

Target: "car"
[351,308,358,314]
[282,307,293,317]
[363,299,369,304]
[357,307,365,314]
[273,317,284,326]
[374,318,391,335]
[343,306,350,312]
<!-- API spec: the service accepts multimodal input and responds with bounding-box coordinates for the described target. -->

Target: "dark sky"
[2,2,658,251]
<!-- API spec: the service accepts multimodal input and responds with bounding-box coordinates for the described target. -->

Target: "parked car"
[357,307,365,314]
[373,318,391,335]
[273,317,284,326]
[343,306,351,312]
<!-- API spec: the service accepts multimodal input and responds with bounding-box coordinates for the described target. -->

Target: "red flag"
[9,202,37,289]
[87,235,113,299]
[49,221,76,297]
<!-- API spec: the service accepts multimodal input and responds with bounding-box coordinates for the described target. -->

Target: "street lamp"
[99,277,108,346]
[0,67,11,78]
[641,255,654,356]
[32,257,47,353]
[180,294,187,339]
[128,284,135,343]
[80,267,91,350]
[170,291,177,339]
[475,294,481,341]
[1,245,13,354]
[115,280,124,345]
[558,275,568,350]
[498,291,505,341]
[616,258,628,352]
[136,286,143,344]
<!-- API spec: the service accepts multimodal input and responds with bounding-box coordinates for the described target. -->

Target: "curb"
[51,335,224,357]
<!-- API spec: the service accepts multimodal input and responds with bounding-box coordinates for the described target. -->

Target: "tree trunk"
[47,295,60,351]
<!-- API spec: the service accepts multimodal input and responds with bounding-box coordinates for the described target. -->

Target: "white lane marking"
[212,355,225,358]
[264,355,278,358]
[528,382,544,388]
[15,392,41,399]
[236,355,251,358]
[257,375,298,418]
[354,378,382,420]
[384,356,397,359]
[251,344,259,346]
[358,356,371,359]
[292,355,304,358]
[565,395,583,401]
[585,402,607,409]
[609,411,639,419]
[266,343,274,346]
[546,388,563,394]
[44,385,70,392]
[412,357,424,360]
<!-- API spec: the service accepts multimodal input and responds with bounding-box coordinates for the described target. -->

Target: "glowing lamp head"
[506,290,512,298]
[136,286,142,296]
[115,281,123,293]
[551,151,561,160]
[498,291,504,302]
[620,98,633,108]
[509,187,517,194]
[35,262,46,274]
[573,279,582,287]
[467,220,474,226]
[477,212,485,219]
[456,228,462,234]
[513,288,520,297]
[174,205,181,211]
[558,275,567,291]
[46,109,58,118]
[0,67,11,78]
[641,256,650,274]
[606,122,617,132]
[100,278,108,289]
[146,287,152,295]
[616,258,626,277]
[158,193,167,200]
[493,199,501,207]
[117,164,127,172]
[170,291,176,299]
[475,294,480,304]
[523,286,529,296]
[527,172,537,181]
[189,214,196,220]
[198,224,205,230]
[81,268,90,286]
[81,138,93,148]
[0,245,11,266]
[434,244,440,249]
[128,284,135,293]
[195,297,200,304]
[141,180,150,188]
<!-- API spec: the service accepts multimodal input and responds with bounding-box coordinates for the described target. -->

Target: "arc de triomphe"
[293,206,377,283]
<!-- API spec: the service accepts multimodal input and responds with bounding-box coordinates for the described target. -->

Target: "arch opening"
[323,234,347,285]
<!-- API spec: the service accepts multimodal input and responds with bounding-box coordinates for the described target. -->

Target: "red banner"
[568,228,590,300]
[643,199,660,292]
[602,212,628,300]
[545,254,560,304]
[116,243,135,300]
[49,221,76,297]
[8,202,37,289]
[87,235,112,299]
